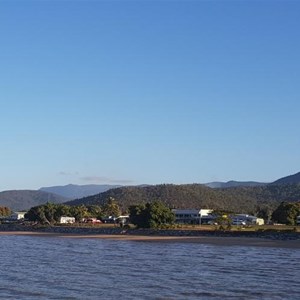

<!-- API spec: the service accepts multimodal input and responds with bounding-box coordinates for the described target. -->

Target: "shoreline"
[1,231,300,249]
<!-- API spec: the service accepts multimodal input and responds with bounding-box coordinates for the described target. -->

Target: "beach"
[1,231,300,249]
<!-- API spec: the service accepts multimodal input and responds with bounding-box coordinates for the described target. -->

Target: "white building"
[9,211,26,220]
[296,216,300,225]
[253,217,264,226]
[59,216,75,224]
[172,209,213,224]
[232,214,264,226]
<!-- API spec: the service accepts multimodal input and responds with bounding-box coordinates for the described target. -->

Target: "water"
[0,235,299,299]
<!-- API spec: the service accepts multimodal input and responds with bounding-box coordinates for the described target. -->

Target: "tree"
[102,197,121,217]
[25,205,50,224]
[213,212,232,231]
[256,204,273,224]
[54,204,71,221]
[69,205,89,222]
[129,201,175,228]
[43,202,57,224]
[272,201,300,225]
[86,205,103,219]
[129,204,148,228]
[0,206,11,217]
[26,203,98,224]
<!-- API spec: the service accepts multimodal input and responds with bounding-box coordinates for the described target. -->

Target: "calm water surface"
[0,235,299,299]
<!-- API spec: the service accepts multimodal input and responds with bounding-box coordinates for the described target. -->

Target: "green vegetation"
[0,206,11,217]
[272,201,300,225]
[25,200,122,225]
[67,183,300,217]
[102,197,121,218]
[129,201,175,228]
[12,183,300,227]
[213,213,232,231]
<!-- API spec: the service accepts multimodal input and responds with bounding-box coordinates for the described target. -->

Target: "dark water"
[0,236,299,299]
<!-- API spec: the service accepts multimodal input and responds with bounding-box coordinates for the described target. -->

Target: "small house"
[9,211,26,220]
[59,216,75,224]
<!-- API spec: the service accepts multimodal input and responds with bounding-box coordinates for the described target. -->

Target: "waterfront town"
[2,207,299,227]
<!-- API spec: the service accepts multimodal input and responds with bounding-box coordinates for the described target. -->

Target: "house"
[232,214,264,226]
[252,217,264,226]
[59,216,75,224]
[9,211,26,221]
[296,216,300,225]
[172,209,213,224]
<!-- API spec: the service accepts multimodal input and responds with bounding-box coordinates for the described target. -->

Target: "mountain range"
[1,171,300,212]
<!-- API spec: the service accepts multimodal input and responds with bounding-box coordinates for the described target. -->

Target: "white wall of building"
[59,216,75,224]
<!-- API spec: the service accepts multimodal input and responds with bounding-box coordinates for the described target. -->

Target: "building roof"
[172,209,200,214]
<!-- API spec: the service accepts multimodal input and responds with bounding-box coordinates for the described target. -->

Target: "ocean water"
[0,235,299,299]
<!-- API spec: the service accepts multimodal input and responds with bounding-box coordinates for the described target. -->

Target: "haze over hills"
[204,181,267,189]
[0,190,69,211]
[40,184,121,200]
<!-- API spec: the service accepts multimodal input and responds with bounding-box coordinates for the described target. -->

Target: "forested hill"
[67,184,217,209]
[66,183,300,214]
[272,171,300,185]
[0,190,69,211]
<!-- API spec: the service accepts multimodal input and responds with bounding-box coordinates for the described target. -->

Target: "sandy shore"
[1,231,299,249]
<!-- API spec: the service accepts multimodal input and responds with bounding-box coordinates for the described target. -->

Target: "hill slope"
[66,183,300,214]
[40,184,121,199]
[272,171,300,185]
[0,190,69,211]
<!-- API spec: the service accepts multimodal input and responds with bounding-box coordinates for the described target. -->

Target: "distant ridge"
[40,184,122,199]
[0,190,68,211]
[272,171,300,185]
[205,181,267,189]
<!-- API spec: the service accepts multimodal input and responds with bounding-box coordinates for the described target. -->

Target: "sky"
[1,0,300,191]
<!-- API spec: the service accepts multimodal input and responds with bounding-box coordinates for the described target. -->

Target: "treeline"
[66,183,300,216]
[26,198,121,224]
[21,200,300,226]
[272,201,300,225]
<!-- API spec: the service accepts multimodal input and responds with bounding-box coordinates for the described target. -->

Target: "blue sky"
[1,0,300,190]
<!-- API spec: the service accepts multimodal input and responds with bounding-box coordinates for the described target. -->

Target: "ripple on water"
[0,236,299,299]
